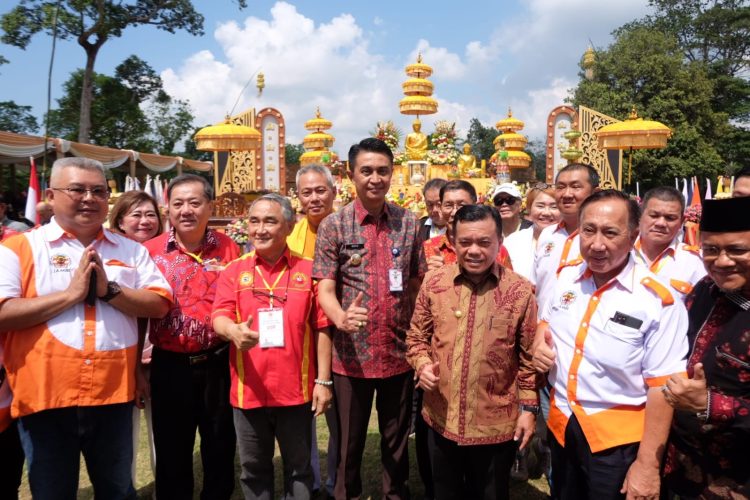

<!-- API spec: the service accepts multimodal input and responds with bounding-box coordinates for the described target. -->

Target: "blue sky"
[1,0,652,152]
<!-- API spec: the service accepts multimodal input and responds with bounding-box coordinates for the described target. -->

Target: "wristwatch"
[100,281,122,302]
[520,404,541,415]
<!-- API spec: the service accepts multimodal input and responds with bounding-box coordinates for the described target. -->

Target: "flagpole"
[43,0,62,182]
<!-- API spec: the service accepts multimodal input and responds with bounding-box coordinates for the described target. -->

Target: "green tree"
[464,118,497,162]
[0,1,248,143]
[571,26,729,186]
[285,143,305,166]
[47,69,151,150]
[0,100,38,133]
[146,96,195,155]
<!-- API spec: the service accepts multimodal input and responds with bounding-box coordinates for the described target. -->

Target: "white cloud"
[162,0,652,156]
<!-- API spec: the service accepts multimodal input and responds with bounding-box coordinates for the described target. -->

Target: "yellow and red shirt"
[541,257,688,453]
[633,237,706,297]
[0,221,172,418]
[212,248,331,409]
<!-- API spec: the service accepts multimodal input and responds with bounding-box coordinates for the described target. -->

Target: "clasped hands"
[68,245,110,302]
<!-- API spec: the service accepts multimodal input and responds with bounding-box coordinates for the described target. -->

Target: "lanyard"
[255,264,288,307]
[184,250,203,264]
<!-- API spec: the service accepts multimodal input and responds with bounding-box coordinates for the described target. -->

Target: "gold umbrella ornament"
[596,107,671,185]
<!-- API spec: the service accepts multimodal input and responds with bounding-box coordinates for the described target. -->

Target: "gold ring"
[358,320,364,328]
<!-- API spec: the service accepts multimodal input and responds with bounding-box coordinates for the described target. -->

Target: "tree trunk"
[78,43,101,144]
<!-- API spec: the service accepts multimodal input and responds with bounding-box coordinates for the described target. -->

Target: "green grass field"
[19,410,550,499]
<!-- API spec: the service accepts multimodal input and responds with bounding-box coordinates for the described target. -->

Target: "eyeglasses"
[441,202,469,211]
[494,197,518,206]
[702,245,750,260]
[52,186,110,200]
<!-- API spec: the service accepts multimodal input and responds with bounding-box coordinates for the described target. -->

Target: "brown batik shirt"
[407,262,539,445]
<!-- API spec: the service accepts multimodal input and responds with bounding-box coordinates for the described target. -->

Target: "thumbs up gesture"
[532,326,557,373]
[339,291,369,333]
[663,363,709,413]
[233,315,260,351]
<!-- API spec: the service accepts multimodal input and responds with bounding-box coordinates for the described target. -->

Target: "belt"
[155,343,230,366]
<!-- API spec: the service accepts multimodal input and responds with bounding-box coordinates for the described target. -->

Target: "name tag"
[258,307,285,348]
[389,269,403,292]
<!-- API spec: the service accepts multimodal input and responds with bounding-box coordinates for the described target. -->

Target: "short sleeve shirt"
[542,257,688,453]
[532,222,580,318]
[312,199,422,378]
[146,228,240,353]
[0,222,172,417]
[212,248,331,409]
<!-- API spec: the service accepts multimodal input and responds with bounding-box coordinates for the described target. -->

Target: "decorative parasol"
[596,107,671,184]
[194,116,261,152]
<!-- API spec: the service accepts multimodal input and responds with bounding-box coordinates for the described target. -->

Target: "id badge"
[388,269,403,292]
[258,307,285,348]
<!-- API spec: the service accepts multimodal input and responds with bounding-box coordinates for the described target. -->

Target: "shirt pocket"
[593,320,643,370]
[104,261,138,288]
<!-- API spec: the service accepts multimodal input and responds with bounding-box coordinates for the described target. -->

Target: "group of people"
[0,145,748,500]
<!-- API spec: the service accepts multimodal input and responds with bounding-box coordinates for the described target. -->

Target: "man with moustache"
[145,173,240,500]
[533,190,688,499]
[662,196,750,498]
[0,157,172,499]
[287,164,339,496]
[314,138,423,499]
[408,204,538,499]
[634,186,705,298]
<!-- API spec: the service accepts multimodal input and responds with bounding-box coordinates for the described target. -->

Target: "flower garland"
[225,218,249,246]
[684,204,701,224]
[427,120,459,166]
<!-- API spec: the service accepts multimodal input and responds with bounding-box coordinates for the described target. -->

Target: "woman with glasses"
[503,184,560,280]
[108,190,164,487]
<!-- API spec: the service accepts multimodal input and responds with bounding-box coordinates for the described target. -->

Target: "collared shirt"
[664,277,750,497]
[542,257,688,453]
[313,199,423,379]
[287,216,319,259]
[146,228,239,353]
[212,248,331,409]
[0,221,172,418]
[423,234,513,270]
[633,236,706,297]
[407,263,538,445]
[532,222,580,318]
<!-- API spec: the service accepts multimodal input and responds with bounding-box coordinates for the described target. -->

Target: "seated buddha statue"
[457,143,477,176]
[405,119,428,161]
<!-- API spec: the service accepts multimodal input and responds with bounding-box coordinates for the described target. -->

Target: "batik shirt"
[313,199,423,378]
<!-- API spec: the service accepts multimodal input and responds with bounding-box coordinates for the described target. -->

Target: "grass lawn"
[19,409,550,499]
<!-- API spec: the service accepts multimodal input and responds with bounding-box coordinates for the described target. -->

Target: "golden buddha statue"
[457,143,477,176]
[405,119,428,161]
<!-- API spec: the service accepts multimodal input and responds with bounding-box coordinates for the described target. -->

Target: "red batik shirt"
[146,228,240,353]
[313,199,424,379]
[212,248,331,409]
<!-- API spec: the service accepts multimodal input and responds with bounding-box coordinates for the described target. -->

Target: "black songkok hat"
[700,197,750,232]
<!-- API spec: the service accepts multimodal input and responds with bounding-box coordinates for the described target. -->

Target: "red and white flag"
[24,156,41,224]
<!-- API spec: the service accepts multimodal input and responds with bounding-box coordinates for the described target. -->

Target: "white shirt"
[504,226,535,280]
[633,237,706,297]
[541,257,688,453]
[531,222,581,318]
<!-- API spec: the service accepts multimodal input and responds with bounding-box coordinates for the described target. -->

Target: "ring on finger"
[357,320,365,328]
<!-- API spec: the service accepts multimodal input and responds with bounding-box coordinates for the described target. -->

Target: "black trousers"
[0,420,25,500]
[150,346,236,500]
[550,415,639,500]
[414,389,434,499]
[428,427,516,500]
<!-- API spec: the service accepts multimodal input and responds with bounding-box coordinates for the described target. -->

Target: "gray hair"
[250,193,295,224]
[295,164,335,192]
[50,157,105,186]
